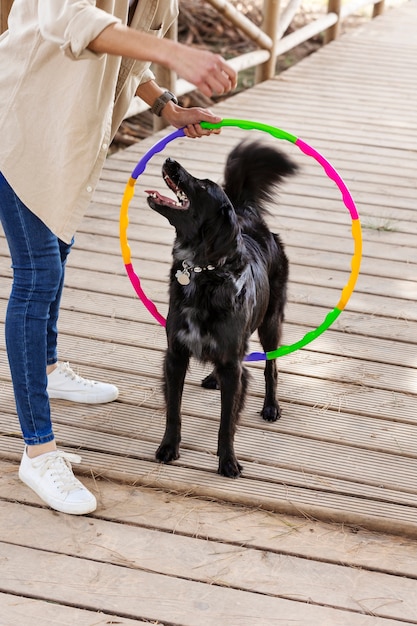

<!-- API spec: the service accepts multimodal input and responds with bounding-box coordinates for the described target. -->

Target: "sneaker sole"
[47,389,119,404]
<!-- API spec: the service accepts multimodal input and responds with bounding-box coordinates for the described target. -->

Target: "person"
[0,0,237,515]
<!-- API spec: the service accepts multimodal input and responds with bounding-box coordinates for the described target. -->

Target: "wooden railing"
[131,0,387,123]
[0,0,387,124]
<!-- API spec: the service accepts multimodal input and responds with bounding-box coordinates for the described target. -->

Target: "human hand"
[89,24,237,98]
[170,43,237,98]
[162,103,222,138]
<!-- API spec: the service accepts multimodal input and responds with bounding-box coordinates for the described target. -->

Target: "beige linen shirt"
[0,0,177,243]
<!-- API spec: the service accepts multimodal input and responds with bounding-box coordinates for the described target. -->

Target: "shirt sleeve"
[38,1,121,60]
[139,68,155,84]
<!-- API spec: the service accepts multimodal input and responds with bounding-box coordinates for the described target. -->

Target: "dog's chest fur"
[168,253,268,361]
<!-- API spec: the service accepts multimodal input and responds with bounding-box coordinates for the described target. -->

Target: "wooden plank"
[97,152,417,198]
[36,205,417,269]
[94,173,417,221]
[83,195,417,233]
[3,279,417,350]
[8,304,415,370]
[2,410,417,507]
[3,541,410,626]
[3,252,415,323]
[72,239,415,289]
[2,457,417,579]
[1,499,417,621]
[2,431,417,539]
[45,390,417,459]
[1,361,416,460]
[0,332,415,425]
[0,457,401,552]
[0,330,414,424]
[0,282,416,370]
[0,277,414,349]
[0,593,146,626]
[108,136,417,175]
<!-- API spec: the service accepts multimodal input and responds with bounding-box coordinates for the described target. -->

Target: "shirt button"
[86,185,93,193]
[102,143,108,150]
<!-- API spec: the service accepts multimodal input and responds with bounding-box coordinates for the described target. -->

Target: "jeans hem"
[23,433,55,446]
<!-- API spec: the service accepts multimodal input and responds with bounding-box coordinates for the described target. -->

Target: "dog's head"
[146,158,240,262]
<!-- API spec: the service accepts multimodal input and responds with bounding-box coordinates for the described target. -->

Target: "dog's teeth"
[176,190,188,205]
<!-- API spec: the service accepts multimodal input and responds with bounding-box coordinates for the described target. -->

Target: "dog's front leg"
[216,362,246,478]
[156,348,189,464]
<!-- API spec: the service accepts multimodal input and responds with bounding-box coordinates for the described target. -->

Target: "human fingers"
[183,123,214,138]
[183,124,200,138]
[218,58,237,90]
[176,107,221,135]
[194,54,236,97]
[208,56,237,95]
[200,72,233,98]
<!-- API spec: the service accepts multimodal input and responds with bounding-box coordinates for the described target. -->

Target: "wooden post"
[325,0,341,43]
[256,0,281,83]
[0,0,13,34]
[372,0,385,17]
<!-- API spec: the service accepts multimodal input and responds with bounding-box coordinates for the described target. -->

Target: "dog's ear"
[200,197,241,261]
[223,140,298,208]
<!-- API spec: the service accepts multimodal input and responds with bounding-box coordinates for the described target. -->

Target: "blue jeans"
[0,173,74,445]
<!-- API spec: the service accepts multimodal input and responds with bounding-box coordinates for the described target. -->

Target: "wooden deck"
[1,2,417,624]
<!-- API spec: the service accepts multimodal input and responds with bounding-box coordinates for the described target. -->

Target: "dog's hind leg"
[216,362,247,478]
[201,368,219,389]
[155,348,189,464]
[261,360,280,422]
[258,311,283,422]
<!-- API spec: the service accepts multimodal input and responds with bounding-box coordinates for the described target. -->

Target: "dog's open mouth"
[146,173,190,210]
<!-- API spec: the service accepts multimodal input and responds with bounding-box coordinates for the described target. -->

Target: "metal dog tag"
[175,268,190,285]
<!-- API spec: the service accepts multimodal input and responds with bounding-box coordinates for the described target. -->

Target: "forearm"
[88,23,236,98]
[88,23,177,69]
[135,80,167,108]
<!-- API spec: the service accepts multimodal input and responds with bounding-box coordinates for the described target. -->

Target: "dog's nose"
[165,158,175,164]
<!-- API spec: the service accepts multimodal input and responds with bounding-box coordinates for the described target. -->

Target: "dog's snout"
[163,157,179,174]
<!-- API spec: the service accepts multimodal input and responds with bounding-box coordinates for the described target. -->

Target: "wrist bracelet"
[150,90,178,117]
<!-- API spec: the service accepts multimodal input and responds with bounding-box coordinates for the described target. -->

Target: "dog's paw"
[155,442,180,464]
[218,456,243,478]
[201,373,219,390]
[261,404,281,422]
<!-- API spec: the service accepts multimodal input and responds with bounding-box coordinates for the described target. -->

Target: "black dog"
[147,140,298,477]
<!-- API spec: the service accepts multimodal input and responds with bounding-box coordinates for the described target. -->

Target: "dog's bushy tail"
[223,140,298,209]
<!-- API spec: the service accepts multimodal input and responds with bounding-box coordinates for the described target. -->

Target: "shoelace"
[59,362,97,387]
[32,450,83,494]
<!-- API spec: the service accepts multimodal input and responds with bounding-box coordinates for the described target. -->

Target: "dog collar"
[175,260,216,285]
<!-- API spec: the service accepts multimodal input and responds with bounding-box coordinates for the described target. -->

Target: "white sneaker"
[47,362,119,404]
[19,447,97,515]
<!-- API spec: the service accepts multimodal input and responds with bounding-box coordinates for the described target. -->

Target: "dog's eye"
[199,181,208,191]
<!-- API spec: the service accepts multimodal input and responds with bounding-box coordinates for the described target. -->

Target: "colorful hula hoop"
[120,119,362,361]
